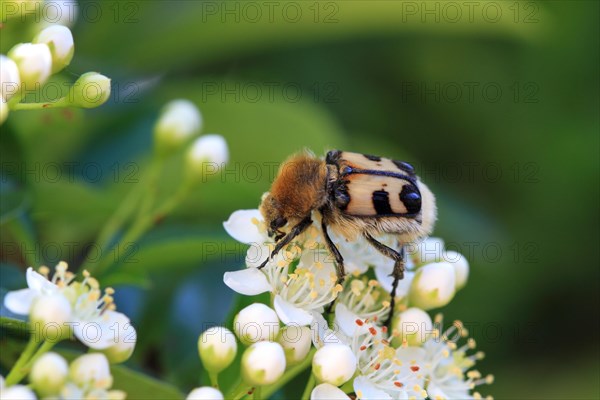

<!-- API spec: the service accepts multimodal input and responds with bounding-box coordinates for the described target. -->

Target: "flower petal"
[223,268,271,296]
[274,295,314,326]
[74,311,129,350]
[26,267,56,293]
[245,243,271,268]
[223,209,267,244]
[334,303,361,337]
[353,376,392,400]
[311,383,350,400]
[3,289,36,315]
[375,266,414,297]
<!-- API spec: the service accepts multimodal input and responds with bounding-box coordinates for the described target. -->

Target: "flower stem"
[300,373,315,400]
[253,386,262,400]
[4,336,40,386]
[209,371,219,389]
[82,159,162,276]
[262,348,316,399]
[22,340,55,371]
[227,381,251,400]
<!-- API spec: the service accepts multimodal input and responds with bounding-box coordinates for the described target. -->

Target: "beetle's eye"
[271,217,287,230]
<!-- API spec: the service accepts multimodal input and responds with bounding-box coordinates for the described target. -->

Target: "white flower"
[336,277,391,325]
[198,326,237,373]
[310,383,350,400]
[313,312,427,400]
[154,99,202,152]
[392,307,433,347]
[278,325,312,365]
[100,312,137,364]
[186,134,229,178]
[234,303,280,345]
[39,0,79,28]
[409,237,445,266]
[29,352,68,396]
[187,387,224,400]
[330,231,401,276]
[67,72,111,108]
[443,250,469,290]
[33,25,74,73]
[8,43,52,88]
[69,353,113,390]
[4,263,134,350]
[0,55,21,101]
[3,265,62,315]
[30,293,72,340]
[0,384,37,400]
[312,343,356,386]
[223,210,342,326]
[241,341,286,386]
[422,317,493,399]
[408,262,456,310]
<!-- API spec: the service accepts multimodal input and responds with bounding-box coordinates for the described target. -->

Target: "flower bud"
[8,43,52,88]
[100,314,137,364]
[187,387,224,400]
[278,325,312,365]
[1,55,21,101]
[154,99,202,153]
[410,237,444,266]
[409,262,456,310]
[234,303,280,345]
[66,72,111,108]
[69,353,113,390]
[34,25,75,73]
[241,341,286,386]
[186,134,229,179]
[0,385,36,400]
[391,307,433,347]
[0,99,8,126]
[198,326,237,373]
[311,383,349,400]
[29,352,68,396]
[444,250,469,290]
[30,293,72,342]
[312,344,356,386]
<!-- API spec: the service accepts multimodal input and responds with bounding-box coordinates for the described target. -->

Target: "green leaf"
[110,362,185,400]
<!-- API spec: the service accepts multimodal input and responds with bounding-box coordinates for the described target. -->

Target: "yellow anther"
[319,279,325,287]
[468,338,477,349]
[473,392,482,399]
[105,287,115,295]
[334,284,343,293]
[310,291,318,299]
[83,270,90,278]
[382,301,391,308]
[38,266,50,276]
[486,374,495,384]
[56,261,68,271]
[87,277,99,289]
[368,279,379,287]
[251,217,259,225]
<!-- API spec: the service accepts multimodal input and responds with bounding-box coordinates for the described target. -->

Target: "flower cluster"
[0,352,125,400]
[4,262,136,357]
[220,209,493,399]
[1,262,135,396]
[1,21,110,125]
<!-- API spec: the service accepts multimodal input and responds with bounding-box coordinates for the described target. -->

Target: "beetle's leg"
[321,220,345,284]
[257,216,312,269]
[364,233,405,328]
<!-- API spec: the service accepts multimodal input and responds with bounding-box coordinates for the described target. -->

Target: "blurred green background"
[1,1,598,398]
